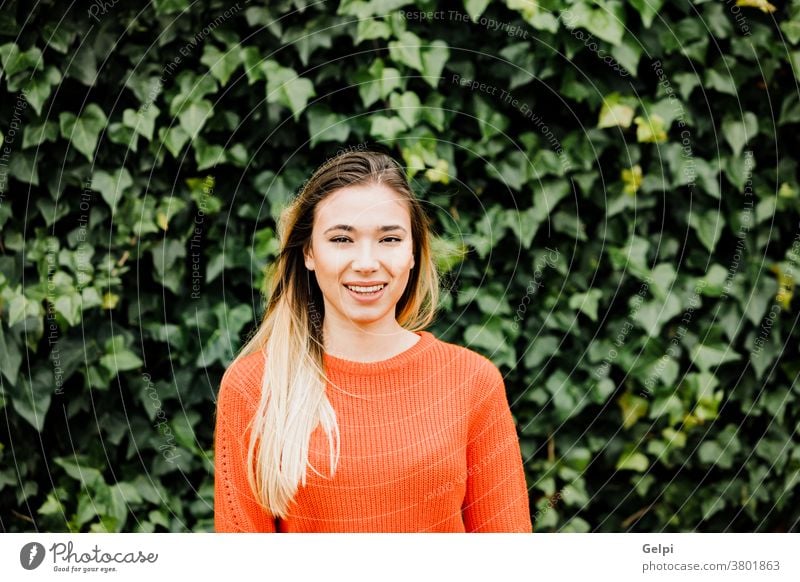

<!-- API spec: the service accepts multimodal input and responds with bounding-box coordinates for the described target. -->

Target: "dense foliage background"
[1,0,799,533]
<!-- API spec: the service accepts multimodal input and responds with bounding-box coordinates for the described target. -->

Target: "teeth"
[346,284,385,293]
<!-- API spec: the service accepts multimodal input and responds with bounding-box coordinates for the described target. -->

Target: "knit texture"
[213,330,532,533]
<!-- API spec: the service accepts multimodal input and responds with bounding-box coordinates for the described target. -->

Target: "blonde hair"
[227,150,441,518]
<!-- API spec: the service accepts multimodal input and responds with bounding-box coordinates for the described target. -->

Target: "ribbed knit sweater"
[213,330,532,533]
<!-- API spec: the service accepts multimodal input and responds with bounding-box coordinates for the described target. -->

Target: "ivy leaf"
[569,289,602,321]
[159,125,190,158]
[53,291,83,327]
[598,93,635,128]
[306,106,350,147]
[421,40,449,88]
[628,0,664,28]
[92,168,133,210]
[153,0,190,15]
[616,447,649,472]
[634,114,667,143]
[200,44,241,86]
[21,65,61,116]
[264,60,316,121]
[691,344,741,373]
[0,42,43,76]
[22,120,58,149]
[59,104,108,161]
[561,1,625,46]
[389,31,424,72]
[178,99,213,140]
[722,112,758,157]
[370,115,407,139]
[123,105,159,142]
[355,18,391,45]
[464,319,516,369]
[11,367,53,432]
[194,138,226,171]
[464,0,491,20]
[617,392,649,429]
[0,324,23,386]
[150,237,187,294]
[356,59,402,108]
[689,210,725,253]
[389,91,421,127]
[106,123,137,152]
[99,350,144,377]
[632,293,683,337]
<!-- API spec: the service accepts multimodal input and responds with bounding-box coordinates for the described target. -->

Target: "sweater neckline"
[323,330,433,375]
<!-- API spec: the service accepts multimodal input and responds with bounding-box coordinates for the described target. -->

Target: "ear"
[304,246,315,271]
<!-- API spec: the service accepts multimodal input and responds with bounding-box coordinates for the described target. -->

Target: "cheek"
[388,245,415,271]
[315,248,347,276]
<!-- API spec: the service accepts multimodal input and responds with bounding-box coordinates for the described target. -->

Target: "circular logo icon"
[20,542,46,570]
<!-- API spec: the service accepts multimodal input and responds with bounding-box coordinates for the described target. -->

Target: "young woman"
[214,149,532,532]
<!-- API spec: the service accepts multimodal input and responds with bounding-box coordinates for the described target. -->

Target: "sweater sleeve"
[461,361,532,533]
[214,362,277,533]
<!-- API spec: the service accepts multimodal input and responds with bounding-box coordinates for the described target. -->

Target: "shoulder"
[218,349,266,410]
[426,332,505,391]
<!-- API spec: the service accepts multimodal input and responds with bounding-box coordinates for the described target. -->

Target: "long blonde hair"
[228,150,441,518]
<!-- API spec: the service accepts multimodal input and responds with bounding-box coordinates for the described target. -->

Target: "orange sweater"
[214,330,532,532]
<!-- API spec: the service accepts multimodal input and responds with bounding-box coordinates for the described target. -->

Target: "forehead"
[314,183,410,227]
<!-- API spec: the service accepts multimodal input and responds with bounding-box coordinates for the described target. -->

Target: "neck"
[322,320,414,362]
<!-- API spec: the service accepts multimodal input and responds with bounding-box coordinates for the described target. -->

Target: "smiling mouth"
[343,283,386,295]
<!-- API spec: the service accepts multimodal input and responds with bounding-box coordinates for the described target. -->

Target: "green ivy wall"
[0,0,798,532]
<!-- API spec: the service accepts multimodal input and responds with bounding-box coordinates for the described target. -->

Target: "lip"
[342,281,387,286]
[342,282,387,303]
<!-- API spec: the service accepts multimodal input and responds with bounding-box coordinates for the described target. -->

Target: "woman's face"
[304,182,415,332]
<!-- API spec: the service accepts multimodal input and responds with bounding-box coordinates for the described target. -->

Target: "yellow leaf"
[736,0,777,13]
[622,164,643,195]
[617,392,649,429]
[102,292,120,310]
[634,114,667,143]
[157,211,169,231]
[424,159,450,184]
[770,264,794,310]
[599,101,635,129]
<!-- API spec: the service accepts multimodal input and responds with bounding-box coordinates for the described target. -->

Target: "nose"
[351,240,379,271]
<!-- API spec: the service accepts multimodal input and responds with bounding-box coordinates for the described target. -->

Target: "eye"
[381,237,402,243]
[330,236,351,243]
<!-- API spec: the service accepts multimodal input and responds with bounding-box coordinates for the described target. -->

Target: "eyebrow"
[323,224,408,235]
